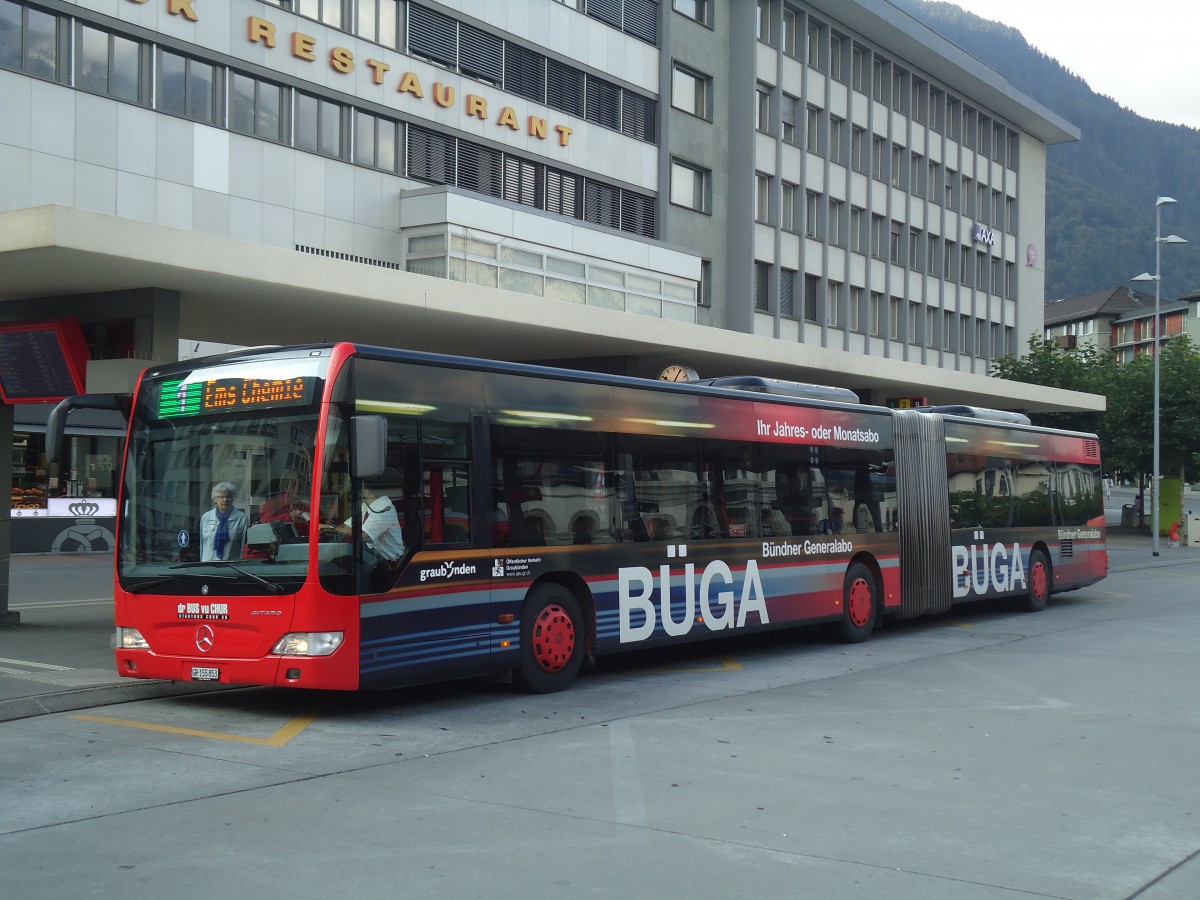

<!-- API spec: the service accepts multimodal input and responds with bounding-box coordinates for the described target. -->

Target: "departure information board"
[0,319,88,403]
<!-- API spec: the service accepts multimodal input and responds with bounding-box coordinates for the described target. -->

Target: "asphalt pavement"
[4,493,1200,899]
[0,487,1193,722]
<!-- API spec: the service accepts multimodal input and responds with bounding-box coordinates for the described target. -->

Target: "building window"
[851,126,865,172]
[781,94,799,144]
[829,116,843,164]
[0,2,60,80]
[295,91,344,158]
[891,66,908,113]
[805,191,820,238]
[869,292,882,336]
[782,4,800,58]
[826,280,841,328]
[158,49,217,124]
[830,32,845,81]
[670,159,710,213]
[503,156,541,207]
[889,220,902,264]
[673,64,710,119]
[963,106,977,150]
[806,105,822,153]
[230,72,285,142]
[891,144,905,188]
[458,143,504,199]
[804,274,819,322]
[407,123,455,184]
[871,135,885,181]
[782,182,798,232]
[828,199,843,244]
[755,173,772,224]
[849,286,863,332]
[76,23,142,104]
[850,206,865,253]
[754,261,770,311]
[402,3,654,142]
[870,214,885,260]
[673,0,711,26]
[756,0,773,44]
[699,259,712,306]
[851,44,866,93]
[352,110,400,171]
[780,267,795,317]
[913,76,928,124]
[807,17,826,71]
[889,297,902,340]
[294,0,343,28]
[908,228,921,270]
[871,57,887,103]
[355,0,400,49]
[756,84,772,133]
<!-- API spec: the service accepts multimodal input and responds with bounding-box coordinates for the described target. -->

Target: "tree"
[1106,335,1200,482]
[990,335,1117,436]
[993,334,1200,486]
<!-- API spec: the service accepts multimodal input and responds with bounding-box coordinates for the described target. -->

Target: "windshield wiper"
[126,571,237,594]
[170,560,287,595]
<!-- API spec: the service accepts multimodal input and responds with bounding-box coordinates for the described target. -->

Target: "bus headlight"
[271,632,344,657]
[118,627,150,650]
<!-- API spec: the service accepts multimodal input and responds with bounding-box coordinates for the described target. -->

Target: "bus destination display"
[158,376,316,417]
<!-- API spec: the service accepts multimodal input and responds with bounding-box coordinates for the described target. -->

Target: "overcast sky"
[946,0,1200,129]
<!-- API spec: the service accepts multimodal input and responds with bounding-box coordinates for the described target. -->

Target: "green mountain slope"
[892,0,1200,300]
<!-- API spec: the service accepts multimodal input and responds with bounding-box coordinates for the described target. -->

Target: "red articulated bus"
[49,343,1107,693]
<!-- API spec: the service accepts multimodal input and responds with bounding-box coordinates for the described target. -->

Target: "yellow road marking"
[69,712,317,746]
[672,656,743,673]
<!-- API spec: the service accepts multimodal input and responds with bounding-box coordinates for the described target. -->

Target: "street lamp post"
[1131,196,1188,557]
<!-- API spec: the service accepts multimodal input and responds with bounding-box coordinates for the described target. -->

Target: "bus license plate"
[191,666,220,681]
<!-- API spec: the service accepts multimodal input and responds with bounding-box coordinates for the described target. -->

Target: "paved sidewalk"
[0,529,1193,722]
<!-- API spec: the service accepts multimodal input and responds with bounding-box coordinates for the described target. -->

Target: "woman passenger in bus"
[199,481,248,561]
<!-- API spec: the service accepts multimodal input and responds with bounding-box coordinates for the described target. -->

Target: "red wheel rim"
[847,577,873,628]
[531,604,576,672]
[1031,560,1049,601]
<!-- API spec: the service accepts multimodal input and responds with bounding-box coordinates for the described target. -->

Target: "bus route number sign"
[158,377,316,417]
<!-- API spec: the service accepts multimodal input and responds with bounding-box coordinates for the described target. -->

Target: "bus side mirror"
[351,415,387,480]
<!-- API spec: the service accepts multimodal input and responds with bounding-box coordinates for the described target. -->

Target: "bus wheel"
[1019,549,1051,613]
[838,562,877,643]
[514,585,584,693]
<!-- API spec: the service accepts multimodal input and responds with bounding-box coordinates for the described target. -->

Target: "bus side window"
[425,465,471,543]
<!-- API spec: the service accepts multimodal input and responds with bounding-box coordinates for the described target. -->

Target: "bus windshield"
[118,356,331,593]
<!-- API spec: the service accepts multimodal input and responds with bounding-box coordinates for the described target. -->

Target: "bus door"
[344,403,494,688]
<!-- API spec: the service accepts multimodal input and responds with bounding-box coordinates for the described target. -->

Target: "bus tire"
[838,562,877,643]
[1019,548,1051,613]
[514,585,584,693]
